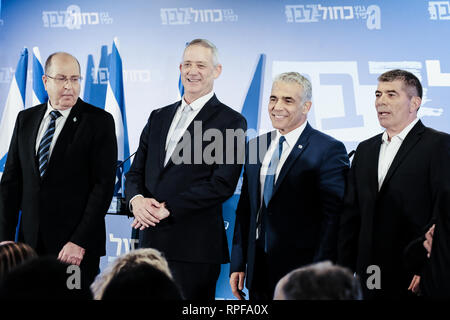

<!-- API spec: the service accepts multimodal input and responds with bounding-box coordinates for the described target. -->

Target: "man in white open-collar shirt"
[338,69,450,299]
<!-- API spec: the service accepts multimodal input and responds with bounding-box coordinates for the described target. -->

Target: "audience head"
[0,241,38,280]
[101,263,182,300]
[273,261,362,300]
[91,248,175,299]
[0,256,92,300]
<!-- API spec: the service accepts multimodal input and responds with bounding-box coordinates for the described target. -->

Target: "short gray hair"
[274,72,312,103]
[183,39,220,66]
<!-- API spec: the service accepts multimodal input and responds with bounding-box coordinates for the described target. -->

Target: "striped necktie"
[37,110,62,177]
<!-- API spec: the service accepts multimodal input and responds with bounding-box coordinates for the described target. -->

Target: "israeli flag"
[104,37,130,196]
[178,73,184,99]
[0,47,28,179]
[32,47,48,106]
[178,42,189,99]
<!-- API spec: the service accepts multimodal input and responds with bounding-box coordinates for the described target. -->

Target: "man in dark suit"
[229,72,349,300]
[0,52,117,287]
[338,69,450,299]
[125,39,247,300]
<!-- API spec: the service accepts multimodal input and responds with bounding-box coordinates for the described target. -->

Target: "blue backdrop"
[1,0,449,299]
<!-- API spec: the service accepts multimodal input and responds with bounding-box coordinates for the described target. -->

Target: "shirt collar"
[181,91,214,111]
[381,118,419,144]
[46,101,72,118]
[275,121,308,148]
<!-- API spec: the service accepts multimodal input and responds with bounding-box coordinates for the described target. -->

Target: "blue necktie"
[263,136,285,207]
[37,110,62,177]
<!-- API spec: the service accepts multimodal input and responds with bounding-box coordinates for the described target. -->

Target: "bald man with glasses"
[0,52,117,288]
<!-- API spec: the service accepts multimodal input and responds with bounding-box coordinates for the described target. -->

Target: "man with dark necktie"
[230,72,349,300]
[0,52,117,288]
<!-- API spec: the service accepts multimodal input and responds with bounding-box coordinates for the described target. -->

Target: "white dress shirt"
[378,118,419,189]
[35,102,72,158]
[259,121,307,204]
[164,91,214,151]
[130,91,214,210]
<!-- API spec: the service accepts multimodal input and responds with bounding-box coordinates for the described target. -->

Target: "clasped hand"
[131,197,170,230]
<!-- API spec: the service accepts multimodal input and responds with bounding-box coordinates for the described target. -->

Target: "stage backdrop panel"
[1,0,449,299]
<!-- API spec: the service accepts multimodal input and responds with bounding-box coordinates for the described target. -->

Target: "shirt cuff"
[129,194,144,212]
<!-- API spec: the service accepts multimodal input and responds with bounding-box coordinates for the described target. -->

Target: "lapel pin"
[73,117,77,122]
[298,145,303,149]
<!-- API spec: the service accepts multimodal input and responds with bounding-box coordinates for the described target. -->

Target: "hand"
[131,200,170,230]
[57,241,85,266]
[423,224,435,258]
[230,272,246,300]
[131,197,162,228]
[408,275,421,294]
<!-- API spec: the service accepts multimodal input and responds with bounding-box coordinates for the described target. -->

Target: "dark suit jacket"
[404,131,450,298]
[230,122,349,292]
[125,94,247,264]
[338,120,450,299]
[0,98,117,256]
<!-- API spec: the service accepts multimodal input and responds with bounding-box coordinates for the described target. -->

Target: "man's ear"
[302,101,312,114]
[42,75,48,91]
[214,64,222,79]
[410,96,421,113]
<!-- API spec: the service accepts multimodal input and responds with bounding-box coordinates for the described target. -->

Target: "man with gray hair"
[230,72,349,300]
[125,39,247,299]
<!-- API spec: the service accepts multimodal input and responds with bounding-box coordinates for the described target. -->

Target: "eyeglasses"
[46,75,82,85]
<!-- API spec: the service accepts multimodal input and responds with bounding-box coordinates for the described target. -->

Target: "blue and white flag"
[104,37,130,196]
[0,47,28,178]
[177,41,190,100]
[32,47,48,106]
[178,73,184,99]
[216,54,265,299]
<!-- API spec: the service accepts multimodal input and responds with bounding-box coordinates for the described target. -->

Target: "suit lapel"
[159,102,180,168]
[162,95,220,170]
[366,135,382,196]
[43,99,83,178]
[379,120,425,192]
[271,123,312,199]
[30,104,48,178]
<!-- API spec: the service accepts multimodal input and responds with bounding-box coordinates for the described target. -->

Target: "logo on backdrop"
[285,4,381,30]
[428,1,450,20]
[107,233,139,263]
[272,59,447,143]
[0,0,4,26]
[42,4,113,29]
[160,8,238,25]
[90,67,151,84]
[0,67,14,84]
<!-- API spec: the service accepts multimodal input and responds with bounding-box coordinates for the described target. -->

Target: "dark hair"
[280,261,362,300]
[44,52,81,75]
[0,257,92,300]
[101,263,183,300]
[378,69,423,99]
[0,241,37,280]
